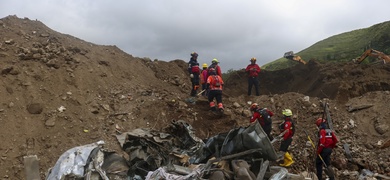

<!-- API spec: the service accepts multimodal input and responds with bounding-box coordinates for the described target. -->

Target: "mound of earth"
[225,60,390,103]
[0,15,389,179]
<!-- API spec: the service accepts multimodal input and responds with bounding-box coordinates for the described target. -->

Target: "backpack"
[256,108,272,125]
[212,75,221,87]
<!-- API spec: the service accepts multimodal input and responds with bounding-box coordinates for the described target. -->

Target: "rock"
[333,157,348,169]
[242,109,252,118]
[90,108,99,114]
[233,102,241,108]
[45,116,56,127]
[178,101,188,108]
[0,52,9,57]
[27,103,43,114]
[375,123,389,135]
[364,143,374,150]
[4,39,14,44]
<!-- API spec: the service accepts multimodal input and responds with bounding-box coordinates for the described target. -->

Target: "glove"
[190,74,194,78]
[317,147,322,155]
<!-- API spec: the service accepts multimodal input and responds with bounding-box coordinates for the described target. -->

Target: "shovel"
[303,129,335,179]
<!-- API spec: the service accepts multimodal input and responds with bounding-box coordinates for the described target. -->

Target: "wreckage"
[47,120,314,179]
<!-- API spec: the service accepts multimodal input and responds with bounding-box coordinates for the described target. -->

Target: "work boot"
[279,152,294,167]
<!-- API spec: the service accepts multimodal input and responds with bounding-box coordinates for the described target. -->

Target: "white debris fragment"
[349,119,355,127]
[58,106,66,112]
[377,140,383,146]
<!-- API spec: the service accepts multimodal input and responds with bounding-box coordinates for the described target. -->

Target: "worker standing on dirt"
[206,68,224,112]
[249,103,274,141]
[188,52,200,97]
[245,57,261,96]
[208,58,222,77]
[278,109,295,167]
[199,63,208,97]
[315,118,338,180]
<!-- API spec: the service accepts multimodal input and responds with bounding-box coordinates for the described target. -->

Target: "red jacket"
[208,64,222,77]
[250,108,274,127]
[200,69,208,84]
[281,118,294,140]
[317,128,338,154]
[245,64,261,77]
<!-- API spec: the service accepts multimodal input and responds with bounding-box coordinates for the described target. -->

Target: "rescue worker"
[316,118,338,180]
[206,68,224,112]
[188,52,200,97]
[208,58,222,77]
[249,103,274,141]
[278,109,295,167]
[245,57,261,96]
[199,63,208,97]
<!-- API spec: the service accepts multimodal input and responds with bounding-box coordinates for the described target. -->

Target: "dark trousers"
[316,148,334,180]
[279,138,292,152]
[262,125,273,141]
[208,90,222,104]
[248,77,259,96]
[190,75,200,96]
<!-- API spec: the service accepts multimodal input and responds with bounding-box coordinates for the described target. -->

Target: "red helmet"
[250,103,258,111]
[316,118,326,126]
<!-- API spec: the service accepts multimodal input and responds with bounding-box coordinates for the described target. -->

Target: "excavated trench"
[224,61,390,102]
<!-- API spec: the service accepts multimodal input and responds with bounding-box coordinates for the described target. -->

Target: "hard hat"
[316,118,325,127]
[191,52,198,57]
[202,63,208,68]
[212,58,219,63]
[282,109,293,116]
[250,57,257,61]
[250,103,258,111]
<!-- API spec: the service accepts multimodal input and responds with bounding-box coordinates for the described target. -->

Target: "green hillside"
[263,20,390,70]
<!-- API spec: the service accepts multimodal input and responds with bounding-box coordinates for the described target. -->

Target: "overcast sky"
[1,0,390,72]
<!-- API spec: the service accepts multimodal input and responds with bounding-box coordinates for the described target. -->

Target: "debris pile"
[47,120,314,179]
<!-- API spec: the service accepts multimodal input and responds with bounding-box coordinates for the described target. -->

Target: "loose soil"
[0,15,390,179]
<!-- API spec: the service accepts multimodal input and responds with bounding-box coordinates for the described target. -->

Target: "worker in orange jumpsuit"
[206,68,224,112]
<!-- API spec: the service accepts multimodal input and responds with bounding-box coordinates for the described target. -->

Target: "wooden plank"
[347,104,373,112]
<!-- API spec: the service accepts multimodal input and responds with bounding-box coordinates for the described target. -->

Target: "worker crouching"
[206,68,224,112]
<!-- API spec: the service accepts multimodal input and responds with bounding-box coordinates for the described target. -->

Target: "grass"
[262,21,390,70]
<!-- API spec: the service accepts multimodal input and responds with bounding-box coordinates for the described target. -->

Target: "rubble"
[47,121,313,179]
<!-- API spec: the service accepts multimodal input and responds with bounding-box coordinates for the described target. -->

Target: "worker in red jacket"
[188,52,200,97]
[207,58,222,77]
[245,57,261,96]
[316,118,338,180]
[249,103,274,141]
[199,63,208,97]
[278,109,295,167]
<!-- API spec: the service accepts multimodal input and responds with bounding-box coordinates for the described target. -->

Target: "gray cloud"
[1,0,390,72]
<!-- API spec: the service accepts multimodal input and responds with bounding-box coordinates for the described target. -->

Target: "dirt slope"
[0,15,389,179]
